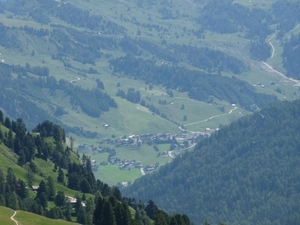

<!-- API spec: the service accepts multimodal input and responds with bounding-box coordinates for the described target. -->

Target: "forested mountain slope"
[0,112,194,225]
[123,99,300,225]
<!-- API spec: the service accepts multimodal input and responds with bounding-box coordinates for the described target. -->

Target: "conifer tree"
[36,180,48,199]
[47,176,56,201]
[54,191,65,207]
[113,187,122,201]
[182,214,191,225]
[7,129,14,150]
[6,168,17,193]
[115,203,125,225]
[74,194,82,214]
[108,196,118,208]
[94,191,102,205]
[18,150,26,166]
[80,178,92,193]
[170,217,179,225]
[4,117,11,129]
[155,210,170,225]
[0,194,5,206]
[17,179,28,199]
[6,192,19,210]
[145,199,158,220]
[0,169,5,195]
[93,197,104,225]
[64,202,72,221]
[38,192,48,209]
[0,129,3,142]
[25,164,35,187]
[0,110,3,124]
[77,204,87,225]
[57,167,65,184]
[85,197,95,225]
[102,200,116,225]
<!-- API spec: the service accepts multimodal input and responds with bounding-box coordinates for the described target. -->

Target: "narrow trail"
[261,61,300,86]
[168,143,196,158]
[178,107,238,133]
[140,168,146,175]
[269,42,275,58]
[184,107,237,127]
[264,26,300,86]
[11,211,18,225]
[267,34,275,42]
[168,150,175,158]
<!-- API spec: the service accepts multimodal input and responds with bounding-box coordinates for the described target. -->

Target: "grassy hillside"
[0,125,93,199]
[0,206,15,225]
[0,206,78,225]
[14,210,79,225]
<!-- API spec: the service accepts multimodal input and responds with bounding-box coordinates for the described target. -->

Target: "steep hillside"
[0,206,78,225]
[0,114,194,225]
[123,99,300,225]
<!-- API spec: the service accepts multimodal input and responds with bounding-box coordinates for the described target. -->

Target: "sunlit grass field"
[0,206,15,225]
[14,210,79,225]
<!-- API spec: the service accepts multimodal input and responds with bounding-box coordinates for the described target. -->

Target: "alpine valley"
[0,0,300,224]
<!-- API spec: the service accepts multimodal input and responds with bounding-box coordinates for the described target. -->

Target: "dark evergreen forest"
[197,0,300,39]
[123,99,300,225]
[282,34,300,79]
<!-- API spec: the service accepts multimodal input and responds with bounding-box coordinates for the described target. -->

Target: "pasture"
[14,210,79,225]
[0,206,15,225]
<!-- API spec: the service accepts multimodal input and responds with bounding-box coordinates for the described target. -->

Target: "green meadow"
[0,206,15,225]
[14,210,79,225]
[94,165,141,186]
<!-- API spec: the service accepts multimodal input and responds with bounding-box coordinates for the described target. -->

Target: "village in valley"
[77,131,209,178]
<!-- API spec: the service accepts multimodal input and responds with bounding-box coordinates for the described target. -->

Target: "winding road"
[264,27,300,87]
[261,61,300,87]
[269,42,275,58]
[179,107,238,133]
[11,211,18,225]
[140,168,146,175]
[168,143,196,158]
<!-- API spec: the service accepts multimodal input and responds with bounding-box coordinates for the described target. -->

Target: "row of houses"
[104,131,208,147]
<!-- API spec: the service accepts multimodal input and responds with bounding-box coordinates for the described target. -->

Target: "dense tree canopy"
[282,34,300,79]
